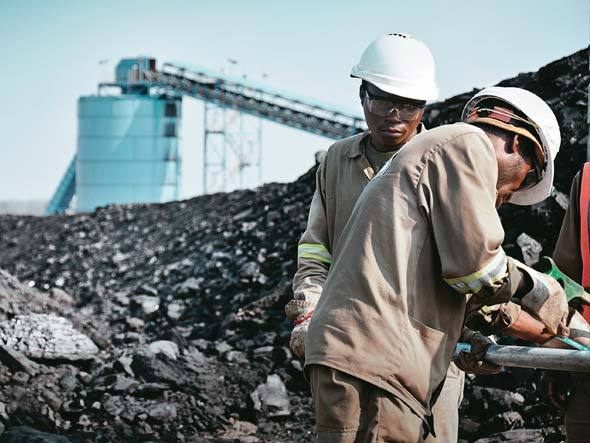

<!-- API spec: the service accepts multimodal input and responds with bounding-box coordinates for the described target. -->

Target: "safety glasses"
[518,154,543,191]
[363,91,424,120]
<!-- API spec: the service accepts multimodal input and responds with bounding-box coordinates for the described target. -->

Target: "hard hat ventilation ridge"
[388,33,413,39]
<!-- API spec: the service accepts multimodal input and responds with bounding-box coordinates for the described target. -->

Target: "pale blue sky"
[0,0,588,201]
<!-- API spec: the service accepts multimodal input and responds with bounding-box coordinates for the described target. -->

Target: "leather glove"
[544,370,572,410]
[454,327,502,374]
[515,261,570,336]
[289,317,311,359]
[285,299,315,358]
[564,309,590,347]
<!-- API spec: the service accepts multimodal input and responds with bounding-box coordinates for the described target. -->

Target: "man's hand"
[285,299,315,359]
[454,327,502,374]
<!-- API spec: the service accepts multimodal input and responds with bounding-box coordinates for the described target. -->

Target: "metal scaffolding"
[203,104,263,194]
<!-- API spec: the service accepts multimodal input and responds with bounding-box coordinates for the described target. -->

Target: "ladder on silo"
[45,155,76,215]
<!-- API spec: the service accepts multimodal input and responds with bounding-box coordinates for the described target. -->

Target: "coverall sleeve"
[418,131,521,334]
[291,158,332,304]
[553,172,582,283]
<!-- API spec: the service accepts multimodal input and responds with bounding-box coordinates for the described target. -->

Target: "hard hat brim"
[350,71,439,102]
[509,160,554,205]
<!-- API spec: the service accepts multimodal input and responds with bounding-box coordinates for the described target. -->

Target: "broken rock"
[516,233,543,266]
[0,314,98,361]
[250,374,290,417]
[471,387,525,412]
[0,346,39,375]
[473,428,543,443]
[148,340,180,360]
[147,402,177,422]
[130,295,160,317]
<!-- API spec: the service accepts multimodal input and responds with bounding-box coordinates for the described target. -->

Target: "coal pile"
[0,173,317,442]
[0,48,587,442]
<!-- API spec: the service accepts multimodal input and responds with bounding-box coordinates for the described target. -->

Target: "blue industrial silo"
[75,58,181,212]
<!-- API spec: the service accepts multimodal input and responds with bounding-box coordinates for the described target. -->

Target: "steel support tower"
[203,104,262,194]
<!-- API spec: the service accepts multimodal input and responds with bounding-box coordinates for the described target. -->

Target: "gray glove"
[514,260,570,336]
[285,299,315,358]
[454,327,502,375]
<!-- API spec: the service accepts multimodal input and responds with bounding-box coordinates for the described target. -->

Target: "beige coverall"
[305,123,524,442]
[292,125,465,442]
[553,170,590,443]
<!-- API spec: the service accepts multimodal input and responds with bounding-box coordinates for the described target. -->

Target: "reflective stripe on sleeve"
[298,243,332,265]
[444,250,508,295]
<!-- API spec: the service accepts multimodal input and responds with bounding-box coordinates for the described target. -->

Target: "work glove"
[454,327,502,375]
[565,309,590,347]
[544,370,572,410]
[515,261,570,337]
[285,299,315,359]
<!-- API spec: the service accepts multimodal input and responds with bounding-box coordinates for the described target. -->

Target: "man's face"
[361,82,425,150]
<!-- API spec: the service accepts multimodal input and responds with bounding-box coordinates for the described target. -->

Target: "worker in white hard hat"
[302,86,577,442]
[459,87,564,333]
[286,33,464,442]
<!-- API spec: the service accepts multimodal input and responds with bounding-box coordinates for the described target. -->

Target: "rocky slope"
[0,47,587,442]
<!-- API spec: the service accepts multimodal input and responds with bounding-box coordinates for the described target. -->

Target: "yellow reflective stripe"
[299,243,330,254]
[298,243,332,264]
[444,250,507,295]
[299,252,332,265]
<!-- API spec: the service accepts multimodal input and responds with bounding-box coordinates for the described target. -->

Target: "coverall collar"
[345,123,426,159]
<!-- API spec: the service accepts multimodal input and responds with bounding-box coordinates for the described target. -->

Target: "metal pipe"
[455,343,590,372]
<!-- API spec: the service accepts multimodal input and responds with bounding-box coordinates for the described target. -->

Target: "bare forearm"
[505,309,553,344]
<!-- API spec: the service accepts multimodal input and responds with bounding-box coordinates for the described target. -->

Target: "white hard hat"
[462,86,561,206]
[350,33,439,102]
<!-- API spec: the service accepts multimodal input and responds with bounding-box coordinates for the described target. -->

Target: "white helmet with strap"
[462,86,561,206]
[350,33,439,102]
